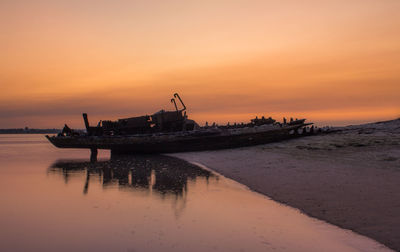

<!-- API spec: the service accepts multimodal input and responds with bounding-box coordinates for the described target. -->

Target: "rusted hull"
[46,125,309,154]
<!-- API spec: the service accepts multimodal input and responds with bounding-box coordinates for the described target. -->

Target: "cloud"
[1,47,399,128]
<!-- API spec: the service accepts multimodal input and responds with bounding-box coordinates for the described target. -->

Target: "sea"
[0,134,392,252]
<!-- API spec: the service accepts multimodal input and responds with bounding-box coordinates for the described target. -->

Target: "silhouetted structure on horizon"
[46,93,319,157]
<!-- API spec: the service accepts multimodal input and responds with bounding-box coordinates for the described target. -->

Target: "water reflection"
[49,154,215,198]
[1,134,392,252]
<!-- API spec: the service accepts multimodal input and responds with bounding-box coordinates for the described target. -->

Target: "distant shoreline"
[0,129,60,134]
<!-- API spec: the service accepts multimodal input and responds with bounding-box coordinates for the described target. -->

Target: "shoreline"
[170,119,400,251]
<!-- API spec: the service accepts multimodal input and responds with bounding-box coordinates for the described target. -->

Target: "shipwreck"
[46,93,316,158]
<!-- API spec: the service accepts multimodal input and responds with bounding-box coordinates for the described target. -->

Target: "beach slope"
[170,119,400,251]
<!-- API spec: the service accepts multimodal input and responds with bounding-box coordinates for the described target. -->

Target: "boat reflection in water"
[46,154,392,252]
[2,135,391,252]
[49,154,215,204]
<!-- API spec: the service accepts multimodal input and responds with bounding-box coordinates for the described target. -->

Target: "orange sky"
[1,0,399,128]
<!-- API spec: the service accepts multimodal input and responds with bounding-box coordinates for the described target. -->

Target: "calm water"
[0,134,392,252]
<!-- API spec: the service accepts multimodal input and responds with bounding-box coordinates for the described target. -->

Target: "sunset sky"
[1,0,399,128]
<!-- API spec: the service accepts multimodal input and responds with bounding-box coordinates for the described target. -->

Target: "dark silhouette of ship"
[46,93,315,155]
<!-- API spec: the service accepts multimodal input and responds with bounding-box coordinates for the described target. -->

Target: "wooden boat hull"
[46,124,311,154]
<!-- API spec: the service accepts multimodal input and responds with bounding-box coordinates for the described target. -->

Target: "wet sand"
[1,135,393,252]
[170,119,400,251]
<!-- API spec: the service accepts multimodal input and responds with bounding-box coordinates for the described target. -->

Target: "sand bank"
[170,119,400,251]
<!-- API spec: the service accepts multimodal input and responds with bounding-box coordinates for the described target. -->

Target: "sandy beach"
[170,119,400,251]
